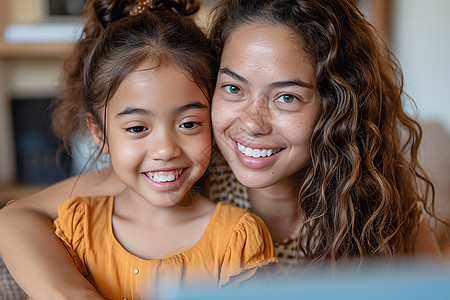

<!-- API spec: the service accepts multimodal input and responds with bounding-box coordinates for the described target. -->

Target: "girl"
[3,0,276,299]
[0,0,442,297]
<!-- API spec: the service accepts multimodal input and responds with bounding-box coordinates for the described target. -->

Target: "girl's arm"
[0,167,125,299]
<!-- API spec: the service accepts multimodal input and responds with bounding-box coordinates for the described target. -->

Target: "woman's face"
[212,23,320,188]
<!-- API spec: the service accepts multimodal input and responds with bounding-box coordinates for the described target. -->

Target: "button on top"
[134,268,139,274]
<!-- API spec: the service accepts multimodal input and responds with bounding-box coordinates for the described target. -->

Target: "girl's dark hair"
[210,0,436,264]
[53,0,217,151]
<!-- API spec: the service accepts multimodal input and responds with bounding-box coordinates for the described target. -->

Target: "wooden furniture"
[0,1,71,187]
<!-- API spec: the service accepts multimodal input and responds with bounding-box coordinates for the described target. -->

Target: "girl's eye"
[180,122,200,129]
[276,94,298,104]
[224,85,242,95]
[126,126,147,134]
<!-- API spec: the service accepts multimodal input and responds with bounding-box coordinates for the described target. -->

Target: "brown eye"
[224,85,242,95]
[180,122,200,129]
[277,94,297,103]
[126,126,147,133]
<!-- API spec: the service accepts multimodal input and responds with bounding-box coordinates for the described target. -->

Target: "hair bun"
[131,0,200,16]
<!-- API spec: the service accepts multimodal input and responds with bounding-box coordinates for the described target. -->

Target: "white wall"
[391,0,450,131]
[391,0,450,249]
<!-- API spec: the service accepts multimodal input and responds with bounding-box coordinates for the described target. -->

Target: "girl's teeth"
[237,143,280,158]
[146,170,182,183]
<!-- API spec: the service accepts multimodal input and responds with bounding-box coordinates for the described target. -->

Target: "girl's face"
[212,23,320,188]
[96,60,211,207]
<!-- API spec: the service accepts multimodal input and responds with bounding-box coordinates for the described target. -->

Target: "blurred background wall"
[391,0,450,253]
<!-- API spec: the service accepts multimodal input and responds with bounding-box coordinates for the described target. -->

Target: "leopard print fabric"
[207,147,300,267]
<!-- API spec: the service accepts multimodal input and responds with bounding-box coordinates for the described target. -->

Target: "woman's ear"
[86,113,109,154]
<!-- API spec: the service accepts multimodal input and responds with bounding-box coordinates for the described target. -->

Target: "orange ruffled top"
[54,196,277,299]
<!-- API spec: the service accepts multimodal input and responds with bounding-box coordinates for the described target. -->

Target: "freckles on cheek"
[211,112,225,131]
[212,119,225,134]
[287,120,313,144]
[214,104,234,124]
[211,107,221,126]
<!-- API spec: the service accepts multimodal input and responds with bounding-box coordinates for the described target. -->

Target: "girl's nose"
[147,131,182,161]
[239,101,273,136]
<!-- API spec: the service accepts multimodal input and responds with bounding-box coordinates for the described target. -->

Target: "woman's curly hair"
[210,0,436,264]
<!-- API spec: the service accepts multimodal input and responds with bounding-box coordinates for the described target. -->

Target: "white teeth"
[146,170,182,183]
[237,142,281,158]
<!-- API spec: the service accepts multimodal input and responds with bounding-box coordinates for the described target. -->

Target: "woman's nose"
[239,101,273,136]
[147,131,182,161]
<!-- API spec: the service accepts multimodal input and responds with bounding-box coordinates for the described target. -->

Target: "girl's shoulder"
[56,195,113,221]
[211,202,257,228]
[207,202,274,253]
[54,195,114,250]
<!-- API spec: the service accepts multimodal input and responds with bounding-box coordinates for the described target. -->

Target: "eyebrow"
[269,80,313,89]
[219,68,249,85]
[115,101,208,118]
[176,101,209,113]
[219,67,313,89]
[116,107,153,118]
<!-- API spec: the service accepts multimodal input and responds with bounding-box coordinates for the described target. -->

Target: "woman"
[0,0,441,297]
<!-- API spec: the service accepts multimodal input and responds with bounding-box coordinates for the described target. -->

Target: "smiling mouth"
[144,169,184,183]
[237,142,282,158]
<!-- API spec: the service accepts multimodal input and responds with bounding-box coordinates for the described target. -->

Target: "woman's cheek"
[211,99,226,132]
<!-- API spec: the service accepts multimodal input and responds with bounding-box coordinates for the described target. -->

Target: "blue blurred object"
[166,259,450,300]
[12,98,71,184]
